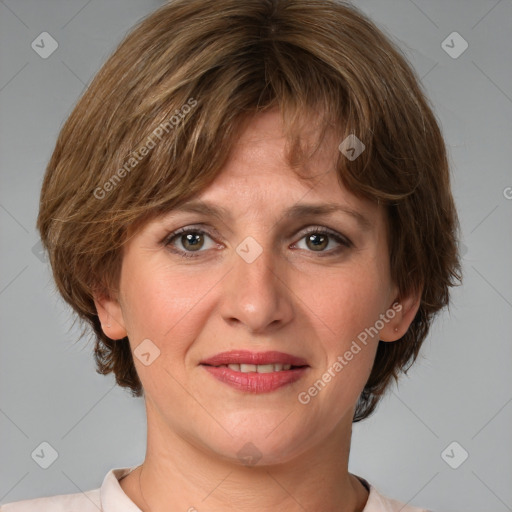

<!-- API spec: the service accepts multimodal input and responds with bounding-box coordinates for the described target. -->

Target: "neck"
[120,402,368,512]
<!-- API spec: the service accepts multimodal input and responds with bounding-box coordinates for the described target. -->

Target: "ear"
[379,285,422,342]
[93,289,128,341]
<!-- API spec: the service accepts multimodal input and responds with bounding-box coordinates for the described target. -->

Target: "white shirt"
[0,466,431,511]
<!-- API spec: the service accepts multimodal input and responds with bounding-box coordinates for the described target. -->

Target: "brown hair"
[37,0,462,422]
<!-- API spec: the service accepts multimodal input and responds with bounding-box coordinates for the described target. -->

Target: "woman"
[2,0,461,510]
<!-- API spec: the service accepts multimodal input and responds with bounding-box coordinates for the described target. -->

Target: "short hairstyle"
[37,0,462,422]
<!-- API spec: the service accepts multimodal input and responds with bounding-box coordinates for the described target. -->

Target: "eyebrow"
[169,200,373,231]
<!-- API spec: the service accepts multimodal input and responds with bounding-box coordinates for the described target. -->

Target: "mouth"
[200,350,310,393]
[200,350,309,369]
[205,362,303,373]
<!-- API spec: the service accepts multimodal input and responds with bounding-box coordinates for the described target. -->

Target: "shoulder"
[0,488,100,512]
[0,465,138,512]
[357,475,433,512]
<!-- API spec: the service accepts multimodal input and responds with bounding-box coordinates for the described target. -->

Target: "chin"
[201,413,318,468]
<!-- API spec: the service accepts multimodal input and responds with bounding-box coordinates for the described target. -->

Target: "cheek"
[304,263,387,346]
[119,260,219,394]
[120,260,218,349]
[299,278,382,424]
[298,260,388,405]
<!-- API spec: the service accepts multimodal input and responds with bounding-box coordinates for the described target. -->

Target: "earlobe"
[379,289,422,342]
[93,292,128,340]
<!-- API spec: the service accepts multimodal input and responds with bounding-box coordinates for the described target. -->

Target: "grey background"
[0,1,511,510]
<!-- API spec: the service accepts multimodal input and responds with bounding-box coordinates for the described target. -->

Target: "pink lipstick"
[200,350,309,393]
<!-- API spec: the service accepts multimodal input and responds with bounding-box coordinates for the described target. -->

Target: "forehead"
[225,110,339,177]
[192,110,381,223]
[126,110,385,240]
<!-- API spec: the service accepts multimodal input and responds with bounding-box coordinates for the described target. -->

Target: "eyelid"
[161,224,220,245]
[293,225,352,248]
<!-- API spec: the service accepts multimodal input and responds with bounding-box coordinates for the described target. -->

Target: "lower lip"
[201,365,309,393]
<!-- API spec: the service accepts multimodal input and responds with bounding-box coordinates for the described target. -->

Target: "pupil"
[183,233,203,250]
[307,233,327,251]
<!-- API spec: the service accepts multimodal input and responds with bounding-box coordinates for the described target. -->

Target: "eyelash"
[163,225,352,259]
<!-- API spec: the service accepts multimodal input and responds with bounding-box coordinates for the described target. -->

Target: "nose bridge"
[221,235,292,333]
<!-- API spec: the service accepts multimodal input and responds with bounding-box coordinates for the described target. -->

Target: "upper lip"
[200,350,309,367]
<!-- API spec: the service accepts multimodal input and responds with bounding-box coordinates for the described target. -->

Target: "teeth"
[223,363,293,373]
[256,364,274,373]
[240,364,257,373]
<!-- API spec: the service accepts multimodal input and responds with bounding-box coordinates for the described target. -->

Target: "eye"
[163,227,219,258]
[163,225,352,259]
[292,227,352,255]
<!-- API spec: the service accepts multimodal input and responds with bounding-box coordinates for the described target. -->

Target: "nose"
[219,237,294,335]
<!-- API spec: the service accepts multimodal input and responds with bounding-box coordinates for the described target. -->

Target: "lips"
[200,350,310,393]
[200,350,309,367]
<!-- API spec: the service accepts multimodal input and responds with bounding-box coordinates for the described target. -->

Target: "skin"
[95,110,421,512]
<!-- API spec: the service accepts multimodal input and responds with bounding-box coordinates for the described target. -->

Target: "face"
[97,110,413,466]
